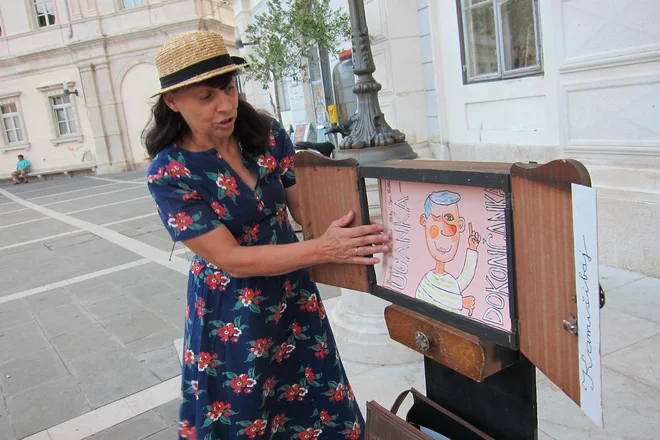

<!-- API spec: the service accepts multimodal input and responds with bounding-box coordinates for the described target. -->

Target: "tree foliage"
[242,0,350,122]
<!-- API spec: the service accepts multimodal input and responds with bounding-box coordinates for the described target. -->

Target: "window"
[1,103,25,144]
[122,0,144,9]
[34,0,56,27]
[276,78,291,112]
[37,82,83,144]
[459,0,542,82]
[51,95,78,137]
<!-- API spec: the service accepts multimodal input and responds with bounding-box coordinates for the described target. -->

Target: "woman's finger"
[345,223,384,238]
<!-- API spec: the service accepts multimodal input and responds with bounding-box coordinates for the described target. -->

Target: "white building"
[0,0,237,177]
[234,0,659,278]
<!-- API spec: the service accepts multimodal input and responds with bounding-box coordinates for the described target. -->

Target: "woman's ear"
[162,92,180,113]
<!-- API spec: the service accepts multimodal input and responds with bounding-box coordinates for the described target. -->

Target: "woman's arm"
[183,211,388,278]
[285,185,302,225]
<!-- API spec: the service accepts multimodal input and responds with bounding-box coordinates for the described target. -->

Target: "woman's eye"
[444,214,454,222]
[200,94,212,101]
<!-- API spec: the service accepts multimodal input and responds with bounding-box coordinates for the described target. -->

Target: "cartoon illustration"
[415,190,481,316]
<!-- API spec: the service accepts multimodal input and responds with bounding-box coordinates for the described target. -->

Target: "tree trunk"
[272,72,284,125]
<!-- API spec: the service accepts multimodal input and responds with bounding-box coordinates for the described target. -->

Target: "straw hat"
[152,30,246,97]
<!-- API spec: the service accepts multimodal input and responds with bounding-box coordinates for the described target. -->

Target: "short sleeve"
[148,174,222,242]
[271,120,296,188]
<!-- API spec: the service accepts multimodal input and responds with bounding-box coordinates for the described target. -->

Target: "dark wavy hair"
[143,71,271,159]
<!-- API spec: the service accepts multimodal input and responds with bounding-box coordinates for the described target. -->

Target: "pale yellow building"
[0,0,237,177]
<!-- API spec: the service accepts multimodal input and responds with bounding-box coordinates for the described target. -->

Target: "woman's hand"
[317,210,389,265]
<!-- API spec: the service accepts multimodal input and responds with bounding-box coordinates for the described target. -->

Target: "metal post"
[335,0,416,163]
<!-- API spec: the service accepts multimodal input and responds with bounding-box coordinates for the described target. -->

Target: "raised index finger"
[468,222,473,235]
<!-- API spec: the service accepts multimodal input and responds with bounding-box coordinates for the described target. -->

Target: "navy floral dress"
[147,120,364,440]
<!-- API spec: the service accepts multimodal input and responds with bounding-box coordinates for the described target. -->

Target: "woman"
[145,31,388,440]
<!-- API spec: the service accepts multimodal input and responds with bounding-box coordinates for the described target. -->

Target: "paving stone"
[85,295,144,324]
[34,304,96,339]
[0,322,50,363]
[6,375,91,439]
[606,276,660,324]
[144,425,178,440]
[125,327,183,356]
[42,232,100,250]
[68,278,126,307]
[102,265,151,289]
[599,265,647,292]
[0,209,44,229]
[49,187,147,214]
[136,344,181,382]
[142,291,187,331]
[125,279,182,304]
[104,310,174,345]
[600,307,660,356]
[0,412,16,440]
[153,398,180,427]
[85,411,167,440]
[23,287,76,314]
[604,333,660,392]
[0,348,69,397]
[50,323,122,363]
[67,347,159,408]
[0,203,21,214]
[0,301,34,331]
[71,199,156,225]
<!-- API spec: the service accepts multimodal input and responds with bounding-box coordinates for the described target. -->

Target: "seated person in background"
[11,154,30,184]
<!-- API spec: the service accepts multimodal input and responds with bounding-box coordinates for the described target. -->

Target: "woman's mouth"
[434,243,452,254]
[215,117,234,129]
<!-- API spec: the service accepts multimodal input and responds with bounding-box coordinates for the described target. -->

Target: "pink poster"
[379,179,513,334]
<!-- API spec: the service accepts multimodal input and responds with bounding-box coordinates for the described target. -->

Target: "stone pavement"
[0,173,658,439]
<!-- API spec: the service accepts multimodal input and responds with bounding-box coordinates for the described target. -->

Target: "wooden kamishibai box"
[295,152,598,440]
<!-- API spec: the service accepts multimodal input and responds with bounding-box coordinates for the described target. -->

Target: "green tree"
[242,0,350,123]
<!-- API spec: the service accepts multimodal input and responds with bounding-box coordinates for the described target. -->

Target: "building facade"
[234,0,659,277]
[0,0,237,176]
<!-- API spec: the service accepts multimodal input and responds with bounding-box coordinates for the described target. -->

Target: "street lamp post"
[334,0,417,163]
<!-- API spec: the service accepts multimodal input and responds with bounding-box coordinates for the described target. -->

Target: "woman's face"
[164,76,239,144]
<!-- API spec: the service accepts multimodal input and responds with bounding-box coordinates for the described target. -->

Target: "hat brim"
[151,62,246,98]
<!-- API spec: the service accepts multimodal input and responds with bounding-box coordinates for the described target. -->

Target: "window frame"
[120,0,146,10]
[457,0,543,84]
[37,82,84,145]
[32,0,56,29]
[0,93,29,152]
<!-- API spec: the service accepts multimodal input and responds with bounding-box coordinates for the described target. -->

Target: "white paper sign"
[571,183,604,428]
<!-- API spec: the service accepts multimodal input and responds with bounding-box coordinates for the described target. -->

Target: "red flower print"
[218,323,242,343]
[178,420,196,439]
[328,383,345,402]
[244,418,267,438]
[195,297,206,318]
[191,260,204,276]
[268,131,276,147]
[319,410,331,424]
[207,401,231,421]
[168,212,194,231]
[230,374,257,394]
[296,428,322,440]
[318,300,326,320]
[205,271,230,291]
[284,280,294,296]
[284,384,308,402]
[185,305,190,320]
[248,224,259,241]
[238,288,260,306]
[262,376,276,398]
[148,167,165,183]
[273,342,295,363]
[273,302,287,324]
[184,350,195,365]
[198,352,212,371]
[291,322,303,336]
[258,155,278,173]
[192,380,199,399]
[249,337,273,357]
[304,366,316,382]
[211,201,228,218]
[183,190,202,201]
[280,155,295,173]
[165,160,191,178]
[344,422,361,440]
[271,413,287,433]
[313,342,328,359]
[347,385,355,401]
[217,174,240,197]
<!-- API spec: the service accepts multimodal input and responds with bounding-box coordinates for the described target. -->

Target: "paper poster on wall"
[379,179,514,334]
[571,183,604,428]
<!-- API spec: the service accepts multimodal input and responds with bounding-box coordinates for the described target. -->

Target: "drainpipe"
[63,0,74,38]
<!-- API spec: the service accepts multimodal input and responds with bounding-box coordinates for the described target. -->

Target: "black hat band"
[159,54,241,89]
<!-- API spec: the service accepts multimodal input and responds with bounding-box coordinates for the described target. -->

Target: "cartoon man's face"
[420,202,465,263]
